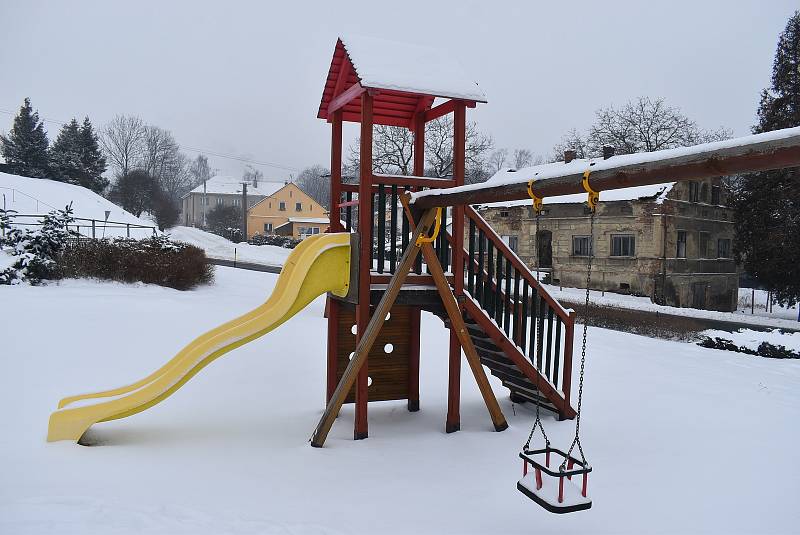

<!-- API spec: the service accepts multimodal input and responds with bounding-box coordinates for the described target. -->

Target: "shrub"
[249,233,300,249]
[1,205,74,285]
[697,335,799,359]
[56,234,213,290]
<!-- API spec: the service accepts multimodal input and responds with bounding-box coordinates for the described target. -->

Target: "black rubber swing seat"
[517,447,592,514]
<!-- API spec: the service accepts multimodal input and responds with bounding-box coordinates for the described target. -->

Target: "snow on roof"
[287,217,329,224]
[188,175,286,196]
[340,34,487,102]
[480,164,674,208]
[411,126,800,204]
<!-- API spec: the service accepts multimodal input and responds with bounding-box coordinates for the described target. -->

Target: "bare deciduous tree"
[243,165,263,187]
[100,115,145,178]
[512,148,534,169]
[295,164,331,208]
[188,154,213,188]
[551,128,590,161]
[552,97,732,162]
[487,148,509,173]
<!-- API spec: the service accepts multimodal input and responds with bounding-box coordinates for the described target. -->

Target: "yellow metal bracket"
[527,179,543,214]
[415,207,442,246]
[582,170,599,212]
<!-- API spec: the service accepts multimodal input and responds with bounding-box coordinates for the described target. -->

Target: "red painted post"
[329,110,343,233]
[326,297,339,403]
[535,468,543,490]
[582,473,588,497]
[560,309,576,419]
[408,307,421,411]
[523,459,528,476]
[354,92,374,440]
[446,101,467,433]
[558,477,564,503]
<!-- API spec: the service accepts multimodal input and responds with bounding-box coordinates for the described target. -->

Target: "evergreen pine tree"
[49,119,82,184]
[49,117,108,193]
[734,11,800,307]
[0,98,50,178]
[77,117,108,193]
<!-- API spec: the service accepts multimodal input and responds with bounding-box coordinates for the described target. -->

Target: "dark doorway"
[537,230,553,268]
[692,282,707,309]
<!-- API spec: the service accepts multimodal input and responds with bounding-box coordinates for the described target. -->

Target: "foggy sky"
[0,1,796,181]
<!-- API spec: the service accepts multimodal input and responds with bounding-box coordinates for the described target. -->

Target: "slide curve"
[47,232,351,442]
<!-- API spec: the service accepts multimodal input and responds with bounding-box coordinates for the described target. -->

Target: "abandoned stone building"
[477,161,737,311]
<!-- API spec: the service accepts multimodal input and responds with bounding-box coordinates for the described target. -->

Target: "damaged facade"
[477,162,737,311]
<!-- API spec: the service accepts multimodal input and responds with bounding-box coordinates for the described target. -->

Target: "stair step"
[505,385,559,413]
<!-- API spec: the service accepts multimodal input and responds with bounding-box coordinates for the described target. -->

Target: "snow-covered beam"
[410,127,800,208]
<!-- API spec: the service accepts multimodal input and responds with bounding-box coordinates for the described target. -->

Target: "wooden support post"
[355,92,374,440]
[326,297,339,403]
[408,307,421,412]
[310,208,440,447]
[446,101,467,433]
[329,110,343,233]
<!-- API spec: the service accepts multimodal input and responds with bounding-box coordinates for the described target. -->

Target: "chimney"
[564,149,577,163]
[602,145,615,160]
[284,179,289,185]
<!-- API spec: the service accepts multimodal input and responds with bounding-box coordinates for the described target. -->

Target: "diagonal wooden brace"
[310,207,440,447]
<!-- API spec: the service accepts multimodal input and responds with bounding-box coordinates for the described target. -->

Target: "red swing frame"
[518,446,592,514]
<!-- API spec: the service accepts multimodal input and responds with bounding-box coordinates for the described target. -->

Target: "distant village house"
[478,155,737,311]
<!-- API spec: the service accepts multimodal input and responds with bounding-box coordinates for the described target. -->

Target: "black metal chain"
[524,210,550,451]
[561,208,595,470]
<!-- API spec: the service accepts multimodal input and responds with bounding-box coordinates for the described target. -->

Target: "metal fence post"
[126,223,130,238]
[92,220,96,238]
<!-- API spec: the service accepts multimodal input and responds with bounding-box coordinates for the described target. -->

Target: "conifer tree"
[49,117,108,193]
[734,11,800,307]
[0,98,50,178]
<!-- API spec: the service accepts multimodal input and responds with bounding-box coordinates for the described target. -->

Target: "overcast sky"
[0,1,796,181]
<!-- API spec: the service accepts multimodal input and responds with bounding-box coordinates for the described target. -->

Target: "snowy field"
[2,267,799,534]
[547,284,800,331]
[169,226,291,267]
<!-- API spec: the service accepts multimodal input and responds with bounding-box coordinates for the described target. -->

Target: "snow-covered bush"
[0,205,74,285]
[56,234,213,290]
[697,336,799,359]
[249,233,300,249]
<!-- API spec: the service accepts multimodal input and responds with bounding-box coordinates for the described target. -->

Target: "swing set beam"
[410,127,800,209]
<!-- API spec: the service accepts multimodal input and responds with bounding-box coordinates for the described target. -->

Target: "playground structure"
[47,35,800,511]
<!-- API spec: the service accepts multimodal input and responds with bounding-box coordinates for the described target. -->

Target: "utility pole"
[202,179,207,228]
[241,182,248,242]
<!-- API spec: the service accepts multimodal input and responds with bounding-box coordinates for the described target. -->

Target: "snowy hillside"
[0,172,156,238]
[169,226,291,267]
[1,268,798,534]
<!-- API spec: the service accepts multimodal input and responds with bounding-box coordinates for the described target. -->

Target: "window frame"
[572,235,593,257]
[295,202,302,212]
[610,234,636,257]
[676,230,687,259]
[698,231,710,259]
[279,201,286,211]
[717,238,731,259]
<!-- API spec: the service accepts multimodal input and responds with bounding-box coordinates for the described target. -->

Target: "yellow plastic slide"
[47,233,351,442]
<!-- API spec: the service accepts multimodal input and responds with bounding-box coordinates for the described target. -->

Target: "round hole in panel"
[348,352,355,361]
[385,312,391,321]
[367,376,373,387]
[351,324,357,335]
[384,343,394,354]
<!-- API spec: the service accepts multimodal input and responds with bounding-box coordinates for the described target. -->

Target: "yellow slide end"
[47,233,351,443]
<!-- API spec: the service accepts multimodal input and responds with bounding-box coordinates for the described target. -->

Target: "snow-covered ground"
[168,226,291,267]
[1,268,799,534]
[701,327,800,353]
[0,172,156,239]
[737,288,799,322]
[546,284,800,331]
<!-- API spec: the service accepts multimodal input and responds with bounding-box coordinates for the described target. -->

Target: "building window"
[688,182,699,202]
[499,210,509,218]
[676,230,687,258]
[711,185,721,205]
[501,235,518,252]
[264,223,273,233]
[295,202,302,211]
[698,231,710,258]
[232,198,241,206]
[611,234,635,257]
[700,183,709,203]
[620,205,633,215]
[572,235,592,256]
[216,197,223,206]
[718,238,731,258]
[279,201,286,211]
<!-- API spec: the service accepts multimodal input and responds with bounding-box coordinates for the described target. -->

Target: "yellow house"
[246,182,329,239]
